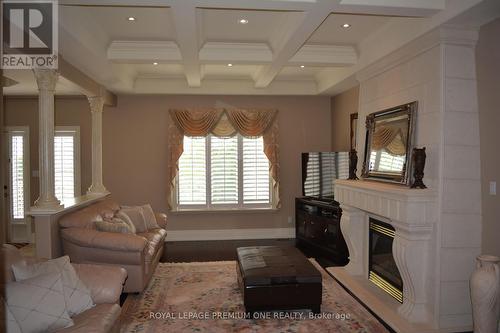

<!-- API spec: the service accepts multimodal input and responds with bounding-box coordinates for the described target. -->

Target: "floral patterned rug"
[120,260,389,333]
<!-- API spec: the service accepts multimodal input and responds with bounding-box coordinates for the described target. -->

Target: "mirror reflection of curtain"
[167,108,279,209]
[371,124,407,156]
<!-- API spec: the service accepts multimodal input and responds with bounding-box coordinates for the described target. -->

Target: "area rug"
[120,260,389,333]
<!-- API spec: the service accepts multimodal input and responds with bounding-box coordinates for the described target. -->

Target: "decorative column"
[86,95,108,196]
[32,69,62,211]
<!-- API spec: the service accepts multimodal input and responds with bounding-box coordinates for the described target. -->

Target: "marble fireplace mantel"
[329,180,439,332]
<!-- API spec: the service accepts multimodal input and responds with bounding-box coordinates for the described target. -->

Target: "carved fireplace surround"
[328,179,438,333]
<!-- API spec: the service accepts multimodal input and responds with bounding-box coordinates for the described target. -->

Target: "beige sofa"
[58,198,167,293]
[1,245,127,333]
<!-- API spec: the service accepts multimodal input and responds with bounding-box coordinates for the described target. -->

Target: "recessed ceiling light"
[227,63,233,67]
[127,16,136,22]
[153,62,158,66]
[300,65,305,68]
[239,19,249,24]
[342,23,351,28]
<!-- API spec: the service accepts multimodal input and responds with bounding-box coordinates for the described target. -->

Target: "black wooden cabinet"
[295,197,349,266]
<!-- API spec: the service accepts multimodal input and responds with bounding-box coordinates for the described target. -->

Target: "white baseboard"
[165,227,295,241]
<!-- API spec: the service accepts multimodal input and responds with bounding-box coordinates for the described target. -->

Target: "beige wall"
[330,86,359,151]
[3,96,92,205]
[477,18,500,257]
[102,95,331,231]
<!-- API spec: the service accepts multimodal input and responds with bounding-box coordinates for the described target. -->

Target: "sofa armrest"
[154,213,168,229]
[72,263,127,304]
[61,228,147,252]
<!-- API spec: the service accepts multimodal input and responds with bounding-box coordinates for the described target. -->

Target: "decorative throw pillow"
[5,272,74,333]
[96,219,133,234]
[119,207,147,233]
[115,211,136,234]
[141,204,160,230]
[11,256,94,317]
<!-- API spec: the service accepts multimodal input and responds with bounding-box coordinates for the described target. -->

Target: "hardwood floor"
[161,238,296,263]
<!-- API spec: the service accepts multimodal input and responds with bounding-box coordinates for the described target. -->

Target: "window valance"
[168,108,280,209]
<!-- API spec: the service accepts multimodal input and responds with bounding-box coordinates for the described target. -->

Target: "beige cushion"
[120,207,147,233]
[11,256,94,317]
[56,303,121,333]
[5,272,74,333]
[96,219,133,234]
[115,211,136,234]
[141,204,160,230]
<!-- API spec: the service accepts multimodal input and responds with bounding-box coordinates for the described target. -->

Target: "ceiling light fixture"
[127,16,136,22]
[239,19,249,24]
[153,62,158,66]
[300,65,305,68]
[342,23,351,28]
[227,63,233,67]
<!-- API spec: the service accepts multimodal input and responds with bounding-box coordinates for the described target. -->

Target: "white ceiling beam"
[169,0,201,87]
[254,3,332,88]
[290,45,357,66]
[332,0,444,17]
[107,41,182,63]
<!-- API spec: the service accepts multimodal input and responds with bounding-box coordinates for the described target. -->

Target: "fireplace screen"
[369,218,403,303]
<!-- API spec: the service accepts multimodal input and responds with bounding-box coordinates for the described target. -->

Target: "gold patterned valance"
[167,108,280,210]
[371,124,407,156]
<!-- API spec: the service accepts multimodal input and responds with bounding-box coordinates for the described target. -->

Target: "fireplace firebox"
[368,218,403,303]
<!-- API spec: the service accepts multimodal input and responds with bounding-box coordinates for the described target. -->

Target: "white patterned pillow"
[120,206,147,232]
[12,256,94,316]
[1,298,22,333]
[5,272,74,333]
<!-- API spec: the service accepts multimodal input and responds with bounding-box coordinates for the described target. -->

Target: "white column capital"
[87,95,105,114]
[33,69,59,91]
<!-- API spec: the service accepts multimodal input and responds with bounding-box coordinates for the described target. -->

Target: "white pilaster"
[86,95,109,196]
[32,69,62,211]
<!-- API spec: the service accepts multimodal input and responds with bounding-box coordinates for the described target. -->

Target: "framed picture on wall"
[350,113,358,150]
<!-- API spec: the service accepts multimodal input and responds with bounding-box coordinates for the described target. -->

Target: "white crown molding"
[165,227,295,241]
[107,40,182,63]
[199,42,273,63]
[355,26,479,83]
[289,44,358,66]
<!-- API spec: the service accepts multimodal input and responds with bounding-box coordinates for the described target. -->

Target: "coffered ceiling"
[3,0,497,96]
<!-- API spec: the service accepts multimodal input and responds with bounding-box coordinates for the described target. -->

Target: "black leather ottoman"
[236,246,322,314]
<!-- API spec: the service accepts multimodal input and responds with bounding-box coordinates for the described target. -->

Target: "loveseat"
[58,198,167,292]
[1,245,127,333]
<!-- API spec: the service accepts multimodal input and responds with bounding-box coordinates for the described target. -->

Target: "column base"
[87,184,109,197]
[32,198,63,212]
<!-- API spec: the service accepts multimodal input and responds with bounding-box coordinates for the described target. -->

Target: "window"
[7,128,29,221]
[177,134,271,209]
[54,127,81,202]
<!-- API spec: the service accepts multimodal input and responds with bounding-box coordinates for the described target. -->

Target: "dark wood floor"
[161,238,295,262]
[161,238,338,268]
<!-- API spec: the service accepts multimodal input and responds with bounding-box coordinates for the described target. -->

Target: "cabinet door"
[296,211,308,238]
[322,221,341,252]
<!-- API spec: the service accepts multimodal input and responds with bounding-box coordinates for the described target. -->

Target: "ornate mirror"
[362,102,417,185]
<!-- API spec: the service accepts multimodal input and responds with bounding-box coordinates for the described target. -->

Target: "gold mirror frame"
[362,101,417,185]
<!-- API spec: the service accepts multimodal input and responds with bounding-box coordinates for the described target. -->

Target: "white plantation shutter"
[211,136,238,204]
[243,137,270,204]
[54,135,76,201]
[178,136,207,205]
[10,135,25,219]
[369,150,405,172]
[177,134,272,209]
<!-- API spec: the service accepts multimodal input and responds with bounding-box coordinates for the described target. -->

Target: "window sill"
[170,207,279,215]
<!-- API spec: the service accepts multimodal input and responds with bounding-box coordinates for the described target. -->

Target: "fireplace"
[368,218,403,303]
